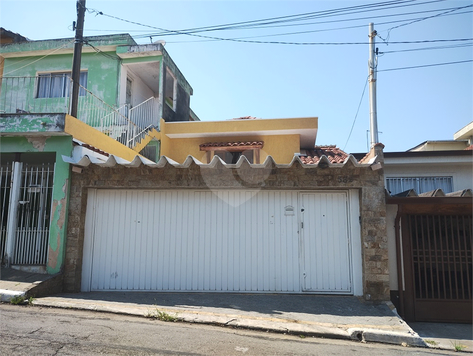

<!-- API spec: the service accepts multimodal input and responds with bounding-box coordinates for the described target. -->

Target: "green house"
[0,32,197,276]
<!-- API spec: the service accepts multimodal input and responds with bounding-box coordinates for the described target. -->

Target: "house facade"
[1,31,391,302]
[0,33,197,276]
[60,116,390,300]
[361,122,473,323]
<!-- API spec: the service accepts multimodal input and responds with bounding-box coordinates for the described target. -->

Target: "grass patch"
[146,309,179,322]
[451,341,467,352]
[425,339,438,346]
[10,295,34,305]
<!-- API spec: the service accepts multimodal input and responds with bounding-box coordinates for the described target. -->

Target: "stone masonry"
[64,154,388,300]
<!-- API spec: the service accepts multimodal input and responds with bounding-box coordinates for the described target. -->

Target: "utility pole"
[368,22,379,148]
[70,0,86,118]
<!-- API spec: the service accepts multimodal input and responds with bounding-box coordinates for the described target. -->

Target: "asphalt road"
[0,304,456,356]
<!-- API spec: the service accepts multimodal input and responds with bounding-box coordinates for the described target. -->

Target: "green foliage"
[146,309,179,322]
[451,341,467,352]
[9,295,34,305]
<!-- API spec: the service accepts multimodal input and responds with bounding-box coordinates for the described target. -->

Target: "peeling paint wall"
[0,113,66,134]
[2,52,121,110]
[0,136,72,274]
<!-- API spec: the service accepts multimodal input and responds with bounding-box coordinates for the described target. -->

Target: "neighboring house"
[356,122,473,323]
[0,33,197,160]
[61,117,390,301]
[0,33,197,277]
[0,28,28,93]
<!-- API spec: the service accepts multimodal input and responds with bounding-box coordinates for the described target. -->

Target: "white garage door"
[81,189,360,294]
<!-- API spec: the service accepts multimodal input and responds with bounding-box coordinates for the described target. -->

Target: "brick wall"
[64,156,388,299]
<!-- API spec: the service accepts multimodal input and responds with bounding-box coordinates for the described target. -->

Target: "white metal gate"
[0,161,54,266]
[82,189,360,294]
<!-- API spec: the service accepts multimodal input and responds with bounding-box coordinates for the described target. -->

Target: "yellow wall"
[162,134,299,164]
[64,115,143,161]
[159,118,315,164]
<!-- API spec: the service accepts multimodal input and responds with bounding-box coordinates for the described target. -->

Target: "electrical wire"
[86,3,471,46]
[89,0,414,35]
[379,59,473,72]
[149,0,443,34]
[380,42,473,54]
[84,41,122,63]
[154,12,472,44]
[343,76,369,151]
[87,0,443,39]
[378,3,473,43]
[84,7,472,37]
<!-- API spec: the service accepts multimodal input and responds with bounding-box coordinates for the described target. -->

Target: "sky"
[0,0,472,153]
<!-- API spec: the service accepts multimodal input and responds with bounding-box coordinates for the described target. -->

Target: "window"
[164,68,176,110]
[200,141,264,164]
[36,72,87,98]
[386,176,453,195]
[215,150,253,164]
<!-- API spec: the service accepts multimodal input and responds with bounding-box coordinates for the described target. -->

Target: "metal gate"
[0,161,54,266]
[405,214,472,322]
[82,189,361,293]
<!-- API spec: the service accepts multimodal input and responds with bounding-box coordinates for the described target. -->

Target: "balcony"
[0,76,160,150]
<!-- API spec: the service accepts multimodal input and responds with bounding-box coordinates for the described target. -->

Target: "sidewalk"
[2,268,471,351]
[32,292,427,348]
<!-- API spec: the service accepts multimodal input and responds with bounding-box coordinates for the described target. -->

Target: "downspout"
[395,210,404,317]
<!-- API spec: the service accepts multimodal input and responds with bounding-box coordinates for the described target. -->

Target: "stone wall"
[64,157,388,299]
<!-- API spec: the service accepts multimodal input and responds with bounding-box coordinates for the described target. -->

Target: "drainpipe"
[70,0,86,118]
[395,210,405,317]
[5,162,22,266]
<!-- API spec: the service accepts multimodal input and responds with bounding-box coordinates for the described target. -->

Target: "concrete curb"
[31,298,427,348]
[0,289,25,302]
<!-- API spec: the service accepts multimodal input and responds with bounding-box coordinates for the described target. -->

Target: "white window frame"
[36,71,88,99]
[386,176,454,195]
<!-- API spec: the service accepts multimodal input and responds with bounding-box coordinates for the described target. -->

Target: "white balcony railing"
[0,76,69,114]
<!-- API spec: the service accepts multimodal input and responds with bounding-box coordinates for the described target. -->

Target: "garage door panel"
[301,192,351,293]
[84,189,352,293]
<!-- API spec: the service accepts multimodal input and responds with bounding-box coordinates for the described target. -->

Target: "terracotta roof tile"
[465,145,473,150]
[300,145,348,164]
[78,142,110,157]
[200,141,264,149]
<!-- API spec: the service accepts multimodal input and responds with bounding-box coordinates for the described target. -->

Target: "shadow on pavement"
[50,291,394,318]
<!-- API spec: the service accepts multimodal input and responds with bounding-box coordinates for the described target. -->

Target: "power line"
[378,3,473,43]
[343,76,369,151]
[113,0,415,35]
[379,59,473,72]
[84,7,472,38]
[87,3,471,46]
[87,0,444,40]
[84,41,122,63]
[153,13,472,44]
[381,42,473,54]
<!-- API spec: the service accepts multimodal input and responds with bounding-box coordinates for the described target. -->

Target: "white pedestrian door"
[300,192,352,293]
